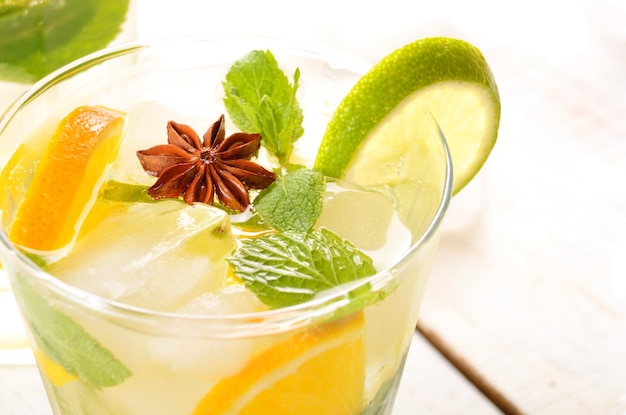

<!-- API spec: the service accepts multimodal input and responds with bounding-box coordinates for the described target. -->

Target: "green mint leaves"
[223,50,323,232]
[0,0,131,83]
[17,279,132,388]
[254,168,325,232]
[241,169,378,310]
[99,180,159,204]
[222,50,380,310]
[229,228,377,308]
[223,50,304,166]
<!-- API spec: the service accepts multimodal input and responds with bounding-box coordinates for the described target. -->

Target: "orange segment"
[34,349,77,387]
[193,312,366,415]
[8,105,125,252]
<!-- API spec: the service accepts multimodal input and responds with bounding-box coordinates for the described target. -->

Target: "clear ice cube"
[49,200,235,312]
[146,284,266,378]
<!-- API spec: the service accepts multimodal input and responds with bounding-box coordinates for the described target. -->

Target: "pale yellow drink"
[0,37,452,414]
[0,0,136,364]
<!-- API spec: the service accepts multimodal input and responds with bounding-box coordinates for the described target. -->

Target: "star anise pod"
[136,114,276,212]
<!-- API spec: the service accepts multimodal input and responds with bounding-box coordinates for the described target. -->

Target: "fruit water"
[0,37,452,414]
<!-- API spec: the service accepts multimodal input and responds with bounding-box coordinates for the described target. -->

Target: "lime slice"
[314,37,500,195]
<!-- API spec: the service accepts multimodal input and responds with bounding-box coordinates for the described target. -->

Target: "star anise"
[136,115,276,212]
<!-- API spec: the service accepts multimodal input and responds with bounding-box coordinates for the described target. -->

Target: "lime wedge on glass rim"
[314,37,501,197]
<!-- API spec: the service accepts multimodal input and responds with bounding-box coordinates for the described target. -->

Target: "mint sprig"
[222,49,382,312]
[223,50,304,166]
[17,278,132,388]
[229,228,376,308]
[253,168,324,232]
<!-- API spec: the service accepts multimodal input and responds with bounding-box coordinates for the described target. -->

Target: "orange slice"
[34,349,77,387]
[8,105,125,252]
[193,312,366,415]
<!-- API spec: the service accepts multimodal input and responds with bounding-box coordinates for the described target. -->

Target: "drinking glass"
[0,0,136,364]
[0,36,452,414]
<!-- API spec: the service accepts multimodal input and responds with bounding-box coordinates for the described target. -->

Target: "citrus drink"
[0,36,496,414]
[0,0,137,364]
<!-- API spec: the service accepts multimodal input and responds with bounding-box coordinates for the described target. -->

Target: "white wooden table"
[2,0,626,413]
[414,0,626,411]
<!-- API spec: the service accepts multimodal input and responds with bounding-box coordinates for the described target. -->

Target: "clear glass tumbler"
[0,0,136,365]
[0,36,452,414]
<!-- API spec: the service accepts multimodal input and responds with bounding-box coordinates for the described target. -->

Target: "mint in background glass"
[0,0,135,365]
[0,0,132,83]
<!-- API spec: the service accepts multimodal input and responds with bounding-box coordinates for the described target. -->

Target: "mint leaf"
[99,180,158,204]
[17,278,132,388]
[253,168,324,232]
[0,0,130,83]
[229,228,376,308]
[230,210,274,233]
[223,50,304,166]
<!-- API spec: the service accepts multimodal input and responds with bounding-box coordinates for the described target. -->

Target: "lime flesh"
[314,37,501,195]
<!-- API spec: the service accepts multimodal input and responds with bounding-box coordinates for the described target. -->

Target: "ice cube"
[315,182,411,265]
[177,283,267,316]
[146,284,267,378]
[49,201,235,312]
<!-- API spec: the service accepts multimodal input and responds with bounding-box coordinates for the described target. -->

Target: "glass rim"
[0,35,453,336]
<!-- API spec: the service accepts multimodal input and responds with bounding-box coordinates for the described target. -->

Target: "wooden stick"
[416,321,525,415]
